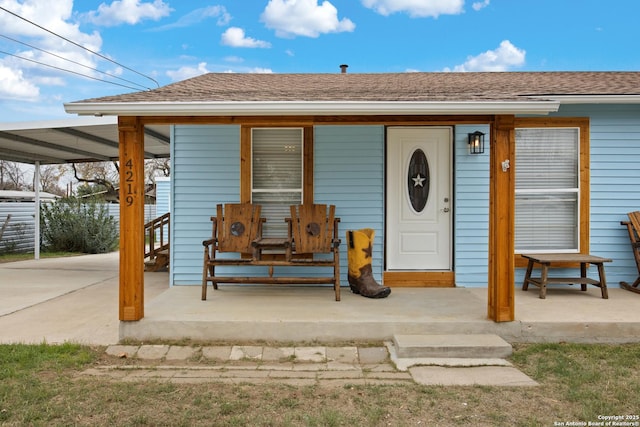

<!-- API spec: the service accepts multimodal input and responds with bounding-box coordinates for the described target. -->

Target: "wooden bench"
[202,203,341,301]
[521,253,612,299]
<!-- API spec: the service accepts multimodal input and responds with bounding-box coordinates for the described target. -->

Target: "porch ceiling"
[0,116,170,165]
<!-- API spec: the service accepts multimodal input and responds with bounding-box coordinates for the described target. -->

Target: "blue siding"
[170,124,385,286]
[155,176,170,244]
[315,126,385,283]
[454,125,491,287]
[168,106,640,290]
[454,107,640,289]
[170,125,240,285]
[156,177,170,215]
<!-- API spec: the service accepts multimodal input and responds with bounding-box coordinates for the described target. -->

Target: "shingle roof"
[74,71,640,104]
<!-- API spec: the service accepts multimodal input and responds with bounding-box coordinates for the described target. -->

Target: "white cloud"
[361,0,464,18]
[446,40,526,72]
[221,27,271,48]
[0,0,104,101]
[167,64,272,79]
[86,0,173,27]
[166,62,209,82]
[0,64,40,100]
[110,66,124,76]
[261,0,355,38]
[472,0,490,11]
[150,5,230,31]
[1,0,101,50]
[32,75,65,86]
[223,67,274,73]
[166,62,270,81]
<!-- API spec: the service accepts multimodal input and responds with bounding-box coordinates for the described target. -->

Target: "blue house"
[63,71,640,323]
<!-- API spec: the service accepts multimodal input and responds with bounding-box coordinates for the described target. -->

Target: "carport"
[0,116,170,257]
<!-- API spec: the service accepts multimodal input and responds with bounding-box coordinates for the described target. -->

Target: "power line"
[0,5,159,89]
[0,49,149,92]
[0,34,152,91]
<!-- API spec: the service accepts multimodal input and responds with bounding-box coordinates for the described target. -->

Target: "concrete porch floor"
[2,252,640,345]
[128,280,640,344]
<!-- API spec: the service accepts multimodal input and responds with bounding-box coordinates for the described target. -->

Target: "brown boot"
[346,229,391,299]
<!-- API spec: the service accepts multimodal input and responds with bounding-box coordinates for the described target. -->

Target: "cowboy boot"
[346,229,391,298]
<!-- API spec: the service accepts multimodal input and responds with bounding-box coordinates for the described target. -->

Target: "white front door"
[386,127,452,270]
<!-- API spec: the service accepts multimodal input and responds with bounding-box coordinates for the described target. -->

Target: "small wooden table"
[251,237,292,261]
[521,254,612,299]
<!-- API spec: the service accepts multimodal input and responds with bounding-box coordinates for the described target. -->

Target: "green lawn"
[1,342,639,426]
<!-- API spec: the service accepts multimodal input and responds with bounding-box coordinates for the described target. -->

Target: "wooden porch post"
[487,115,515,322]
[118,116,145,321]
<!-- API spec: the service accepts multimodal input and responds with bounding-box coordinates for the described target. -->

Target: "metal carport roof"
[0,116,170,260]
[0,116,170,165]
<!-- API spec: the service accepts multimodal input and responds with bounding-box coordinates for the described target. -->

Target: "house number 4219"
[125,159,135,206]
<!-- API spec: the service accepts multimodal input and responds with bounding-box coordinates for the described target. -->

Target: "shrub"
[40,198,118,254]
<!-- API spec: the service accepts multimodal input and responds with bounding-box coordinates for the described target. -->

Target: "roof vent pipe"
[340,64,348,73]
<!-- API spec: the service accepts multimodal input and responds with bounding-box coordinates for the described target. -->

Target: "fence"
[0,202,157,254]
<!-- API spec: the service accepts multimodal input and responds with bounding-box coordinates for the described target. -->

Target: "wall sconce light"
[468,131,485,155]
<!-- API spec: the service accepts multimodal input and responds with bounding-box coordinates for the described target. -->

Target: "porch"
[125,277,640,345]
[2,252,639,345]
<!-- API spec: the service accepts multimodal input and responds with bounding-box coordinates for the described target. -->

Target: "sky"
[0,0,639,123]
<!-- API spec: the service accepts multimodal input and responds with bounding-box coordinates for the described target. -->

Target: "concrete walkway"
[81,343,538,387]
[0,252,167,345]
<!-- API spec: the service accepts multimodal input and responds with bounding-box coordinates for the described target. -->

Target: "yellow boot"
[346,229,391,298]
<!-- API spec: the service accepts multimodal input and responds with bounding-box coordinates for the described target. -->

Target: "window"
[515,128,579,252]
[251,128,303,237]
[514,118,589,257]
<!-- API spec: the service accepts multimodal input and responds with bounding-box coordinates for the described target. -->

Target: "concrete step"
[144,254,169,272]
[393,334,512,359]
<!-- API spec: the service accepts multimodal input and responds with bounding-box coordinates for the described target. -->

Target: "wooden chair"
[287,204,341,301]
[202,203,264,300]
[620,211,640,294]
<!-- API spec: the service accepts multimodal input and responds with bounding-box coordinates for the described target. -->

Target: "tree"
[0,161,27,190]
[69,158,170,201]
[71,161,120,202]
[38,165,66,196]
[0,158,170,200]
[145,158,170,181]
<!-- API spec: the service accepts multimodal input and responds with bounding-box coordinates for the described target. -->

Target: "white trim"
[531,95,640,104]
[64,101,561,116]
[0,190,59,200]
[0,116,117,131]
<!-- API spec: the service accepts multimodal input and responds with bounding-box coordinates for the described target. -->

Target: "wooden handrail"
[144,212,170,258]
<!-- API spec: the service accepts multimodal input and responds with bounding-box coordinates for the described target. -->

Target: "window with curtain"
[515,127,580,253]
[251,128,303,237]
